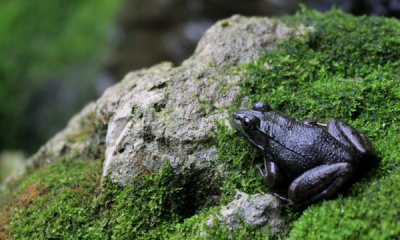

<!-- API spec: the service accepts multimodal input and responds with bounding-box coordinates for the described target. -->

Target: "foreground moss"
[0,160,102,239]
[1,9,400,239]
[0,158,262,239]
[288,170,400,239]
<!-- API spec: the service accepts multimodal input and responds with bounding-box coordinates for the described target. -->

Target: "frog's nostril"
[233,113,240,120]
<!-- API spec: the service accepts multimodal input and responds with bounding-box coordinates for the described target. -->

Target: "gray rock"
[191,15,295,67]
[12,16,308,187]
[100,16,303,185]
[208,191,287,236]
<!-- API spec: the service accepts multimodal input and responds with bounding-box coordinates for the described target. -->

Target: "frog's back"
[264,112,353,178]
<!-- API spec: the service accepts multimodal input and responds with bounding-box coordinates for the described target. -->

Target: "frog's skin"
[233,102,376,206]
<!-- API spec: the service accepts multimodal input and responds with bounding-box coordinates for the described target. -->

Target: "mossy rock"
[1,9,400,239]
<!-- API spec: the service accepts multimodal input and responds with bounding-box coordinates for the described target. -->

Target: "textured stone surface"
[191,15,295,67]
[208,191,287,236]
[100,16,301,184]
[99,61,238,184]
[11,15,305,186]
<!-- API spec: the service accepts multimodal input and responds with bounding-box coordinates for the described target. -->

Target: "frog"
[233,102,377,206]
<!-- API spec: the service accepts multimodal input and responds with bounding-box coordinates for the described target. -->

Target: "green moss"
[0,158,222,239]
[288,170,400,240]
[5,160,102,239]
[97,164,220,239]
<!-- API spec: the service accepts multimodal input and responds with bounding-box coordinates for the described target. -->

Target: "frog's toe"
[257,164,266,177]
[303,119,327,128]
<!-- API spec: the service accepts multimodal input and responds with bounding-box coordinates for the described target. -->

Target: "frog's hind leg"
[327,120,378,172]
[288,163,353,206]
[327,120,373,157]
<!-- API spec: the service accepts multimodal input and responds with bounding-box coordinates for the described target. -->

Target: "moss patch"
[0,158,224,239]
[215,121,267,204]
[5,160,102,239]
[98,164,221,239]
[288,170,400,239]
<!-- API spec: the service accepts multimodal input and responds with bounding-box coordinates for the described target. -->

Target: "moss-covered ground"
[1,9,400,239]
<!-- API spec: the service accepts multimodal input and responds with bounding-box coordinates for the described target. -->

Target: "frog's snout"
[232,113,243,131]
[232,113,242,124]
[232,113,244,125]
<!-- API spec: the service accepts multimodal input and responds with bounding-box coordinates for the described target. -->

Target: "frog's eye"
[252,102,271,112]
[243,117,252,127]
[242,116,258,129]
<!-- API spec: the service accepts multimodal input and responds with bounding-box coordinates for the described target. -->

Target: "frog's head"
[233,102,271,151]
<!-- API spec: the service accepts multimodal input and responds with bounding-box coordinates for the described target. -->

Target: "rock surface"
[101,16,304,184]
[208,192,287,236]
[9,16,306,186]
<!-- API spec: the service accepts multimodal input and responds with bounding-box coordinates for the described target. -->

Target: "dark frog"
[233,102,377,206]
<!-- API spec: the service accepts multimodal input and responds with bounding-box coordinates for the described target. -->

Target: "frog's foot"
[288,163,353,206]
[327,120,373,157]
[257,158,286,189]
[272,192,291,204]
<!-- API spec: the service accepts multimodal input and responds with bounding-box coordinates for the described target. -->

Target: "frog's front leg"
[258,158,290,202]
[288,163,353,206]
[257,158,286,188]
